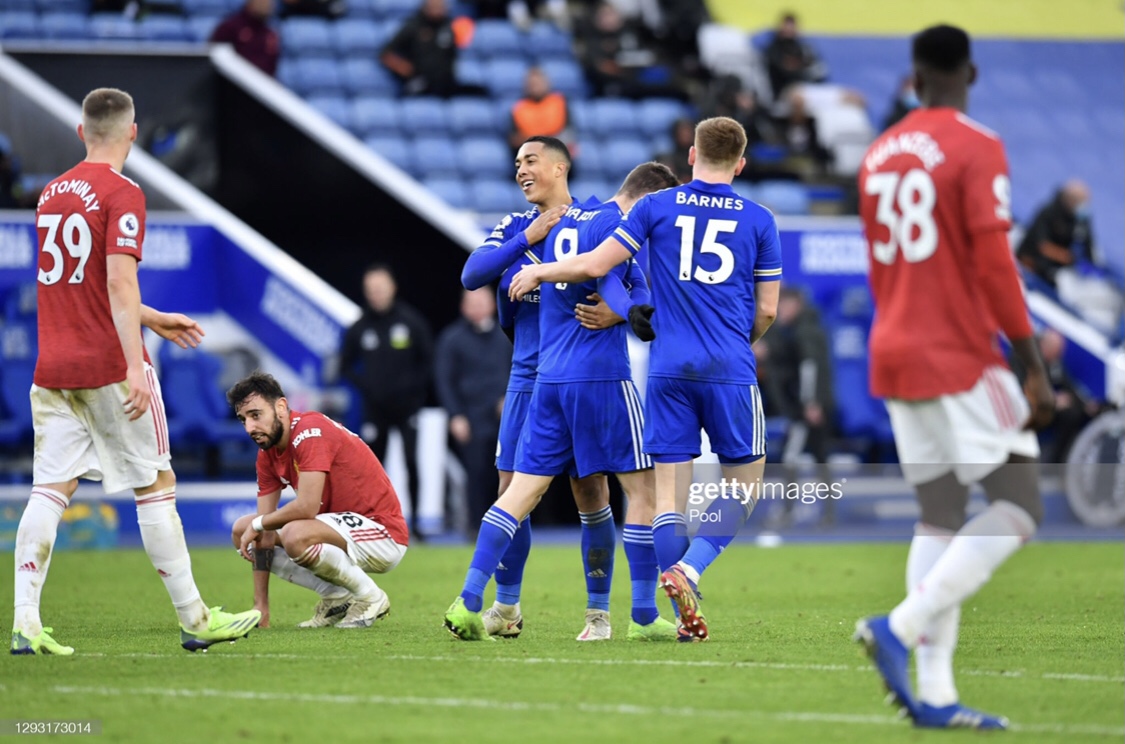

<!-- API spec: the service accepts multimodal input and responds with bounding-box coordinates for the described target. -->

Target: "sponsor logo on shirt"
[292,427,322,447]
[390,323,411,349]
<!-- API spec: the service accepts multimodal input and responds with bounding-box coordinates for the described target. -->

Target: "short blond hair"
[694,116,747,170]
[81,88,135,144]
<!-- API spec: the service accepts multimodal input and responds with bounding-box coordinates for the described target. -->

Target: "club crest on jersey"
[119,213,140,238]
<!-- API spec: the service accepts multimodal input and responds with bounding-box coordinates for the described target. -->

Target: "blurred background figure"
[509,67,573,159]
[654,117,695,184]
[1018,180,1124,337]
[210,0,281,77]
[339,264,434,542]
[764,12,828,101]
[882,74,920,131]
[435,288,512,530]
[381,0,485,97]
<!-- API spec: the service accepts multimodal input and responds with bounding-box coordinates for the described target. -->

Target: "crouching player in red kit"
[228,372,409,629]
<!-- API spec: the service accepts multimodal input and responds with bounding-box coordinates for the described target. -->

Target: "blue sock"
[622,524,659,625]
[681,490,755,581]
[460,506,520,612]
[495,517,531,606]
[652,511,689,571]
[579,505,615,612]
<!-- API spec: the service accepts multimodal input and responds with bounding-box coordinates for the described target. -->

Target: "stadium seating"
[470,177,525,213]
[457,136,511,179]
[158,343,249,449]
[398,97,450,136]
[308,94,352,129]
[351,96,399,136]
[39,11,88,39]
[448,97,497,136]
[423,176,471,209]
[364,134,413,171]
[410,135,460,178]
[0,11,39,38]
[281,18,335,57]
[340,58,398,96]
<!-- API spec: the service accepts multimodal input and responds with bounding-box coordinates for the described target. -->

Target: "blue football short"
[643,377,766,464]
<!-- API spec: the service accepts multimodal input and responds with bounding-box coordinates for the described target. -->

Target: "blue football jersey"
[614,179,782,384]
[467,208,544,393]
[537,200,648,383]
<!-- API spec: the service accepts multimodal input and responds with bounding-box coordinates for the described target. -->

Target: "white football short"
[31,362,172,494]
[315,511,407,573]
[885,365,1040,486]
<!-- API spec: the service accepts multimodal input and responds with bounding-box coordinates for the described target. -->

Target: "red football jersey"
[859,107,1019,400]
[256,411,409,545]
[34,161,148,389]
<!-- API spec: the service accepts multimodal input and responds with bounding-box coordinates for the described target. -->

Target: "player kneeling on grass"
[227,372,409,629]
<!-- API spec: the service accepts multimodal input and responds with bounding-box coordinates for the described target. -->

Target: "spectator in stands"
[780,92,833,177]
[434,288,512,530]
[882,75,919,131]
[469,0,569,31]
[509,67,573,158]
[655,117,694,184]
[757,286,835,528]
[1017,180,1124,335]
[0,133,18,210]
[578,1,689,101]
[1009,328,1102,462]
[764,12,828,101]
[381,0,486,98]
[210,0,281,77]
[339,264,434,542]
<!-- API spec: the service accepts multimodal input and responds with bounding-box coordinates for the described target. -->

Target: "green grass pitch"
[1,541,1121,743]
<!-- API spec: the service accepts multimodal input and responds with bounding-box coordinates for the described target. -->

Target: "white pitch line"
[49,685,1125,737]
[98,651,1125,684]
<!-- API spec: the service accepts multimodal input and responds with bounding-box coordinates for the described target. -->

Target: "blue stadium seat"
[159,344,247,448]
[0,11,39,38]
[0,0,36,11]
[470,178,525,213]
[524,21,572,60]
[456,57,487,87]
[423,177,471,209]
[457,136,511,178]
[398,97,449,135]
[364,135,413,171]
[448,97,497,135]
[599,138,652,181]
[756,180,810,215]
[637,98,686,138]
[139,16,191,41]
[181,0,232,14]
[484,56,530,98]
[346,0,379,19]
[573,139,604,177]
[188,15,222,42]
[39,11,88,39]
[341,58,398,96]
[0,319,35,450]
[409,135,459,177]
[292,57,345,96]
[467,19,524,58]
[90,14,144,39]
[730,180,757,203]
[591,99,640,137]
[569,178,614,203]
[371,0,418,20]
[333,18,387,56]
[569,100,594,135]
[351,96,399,136]
[281,18,334,57]
[308,95,352,129]
[538,58,586,98]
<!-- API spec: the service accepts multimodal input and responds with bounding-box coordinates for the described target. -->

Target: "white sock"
[890,501,1036,648]
[493,601,520,616]
[13,487,68,636]
[271,548,349,599]
[293,543,382,602]
[906,523,960,707]
[135,489,209,631]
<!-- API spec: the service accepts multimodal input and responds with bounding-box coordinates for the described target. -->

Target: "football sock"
[680,489,755,581]
[13,487,68,636]
[271,548,349,599]
[135,489,209,632]
[890,500,1036,648]
[294,543,381,601]
[579,506,615,612]
[495,517,531,606]
[652,511,689,570]
[907,523,960,707]
[622,524,659,625]
[460,506,519,612]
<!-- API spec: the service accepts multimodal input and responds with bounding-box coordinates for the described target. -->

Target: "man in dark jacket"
[210,0,281,77]
[340,264,434,540]
[380,0,485,97]
[435,288,512,528]
[764,13,828,100]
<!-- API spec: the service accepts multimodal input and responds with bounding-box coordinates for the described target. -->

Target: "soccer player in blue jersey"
[460,135,637,640]
[446,161,683,641]
[508,117,782,642]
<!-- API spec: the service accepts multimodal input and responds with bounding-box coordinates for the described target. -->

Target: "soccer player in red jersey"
[853,26,1055,729]
[229,372,408,630]
[11,88,261,656]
